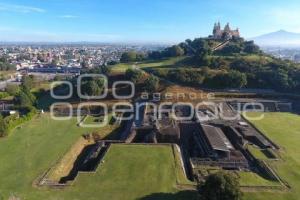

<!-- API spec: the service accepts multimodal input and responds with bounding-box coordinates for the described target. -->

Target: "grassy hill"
[116,37,300,93]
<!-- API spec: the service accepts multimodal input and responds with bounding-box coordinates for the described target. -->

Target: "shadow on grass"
[137,190,198,200]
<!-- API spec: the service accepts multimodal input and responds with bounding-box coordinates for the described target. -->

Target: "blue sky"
[1,0,300,43]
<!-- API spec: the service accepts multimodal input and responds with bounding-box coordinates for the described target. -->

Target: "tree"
[165,45,185,57]
[244,41,260,54]
[81,65,110,75]
[120,51,137,63]
[0,56,15,71]
[220,43,243,54]
[205,71,247,89]
[18,91,32,107]
[17,89,36,107]
[37,54,45,62]
[270,69,290,90]
[6,84,20,96]
[144,76,159,92]
[15,76,36,107]
[148,51,162,60]
[81,77,105,96]
[225,70,247,88]
[198,172,242,200]
[120,51,146,63]
[168,69,205,86]
[125,68,144,84]
[51,59,59,66]
[81,61,88,68]
[136,53,146,61]
[107,60,119,65]
[21,75,35,90]
[190,39,212,66]
[192,38,211,57]
[0,62,15,71]
[100,65,111,75]
[0,115,8,137]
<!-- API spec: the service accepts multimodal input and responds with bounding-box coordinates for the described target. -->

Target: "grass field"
[0,114,194,200]
[247,145,270,160]
[110,57,185,73]
[243,112,300,200]
[239,172,280,187]
[2,111,298,199]
[194,167,280,187]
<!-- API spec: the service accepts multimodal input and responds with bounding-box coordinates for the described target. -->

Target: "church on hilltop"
[211,22,240,40]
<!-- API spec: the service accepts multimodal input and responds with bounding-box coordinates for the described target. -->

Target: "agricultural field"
[0,114,194,200]
[243,112,300,200]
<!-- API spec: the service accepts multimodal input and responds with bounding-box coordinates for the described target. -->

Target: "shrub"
[0,106,36,137]
[144,76,159,92]
[198,172,242,200]
[125,68,144,84]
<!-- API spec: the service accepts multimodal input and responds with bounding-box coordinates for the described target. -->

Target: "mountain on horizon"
[251,30,300,47]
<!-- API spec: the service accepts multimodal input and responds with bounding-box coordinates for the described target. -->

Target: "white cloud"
[0,3,45,13]
[59,15,79,19]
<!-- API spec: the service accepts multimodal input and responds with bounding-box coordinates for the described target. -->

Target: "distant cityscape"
[0,44,165,72]
[2,43,300,76]
[262,46,300,63]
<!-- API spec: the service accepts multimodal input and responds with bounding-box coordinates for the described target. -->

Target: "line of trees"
[15,75,37,107]
[154,68,247,89]
[0,75,37,137]
[0,57,14,71]
[120,45,185,63]
[120,51,147,63]
[0,106,36,137]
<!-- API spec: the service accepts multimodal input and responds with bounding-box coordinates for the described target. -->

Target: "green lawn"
[70,144,195,200]
[243,112,300,200]
[0,114,194,200]
[239,172,280,187]
[247,145,270,160]
[110,63,135,73]
[0,114,101,199]
[194,167,279,187]
[110,57,186,73]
